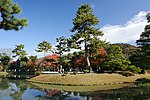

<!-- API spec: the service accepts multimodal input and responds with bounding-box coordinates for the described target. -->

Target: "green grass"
[0,72,8,76]
[28,73,150,86]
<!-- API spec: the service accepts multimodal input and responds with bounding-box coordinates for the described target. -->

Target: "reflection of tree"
[34,86,150,100]
[1,78,150,99]
[9,80,27,100]
[0,78,9,91]
[10,91,23,100]
[45,89,60,97]
[90,86,150,100]
[35,89,72,100]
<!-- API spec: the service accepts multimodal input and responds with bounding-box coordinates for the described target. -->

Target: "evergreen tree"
[70,4,103,72]
[12,44,27,59]
[12,44,27,68]
[55,36,70,71]
[0,0,28,31]
[133,13,150,70]
[55,36,70,57]
[136,13,150,49]
[102,45,131,71]
[36,41,53,57]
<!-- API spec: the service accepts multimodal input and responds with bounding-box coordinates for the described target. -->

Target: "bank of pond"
[0,74,150,99]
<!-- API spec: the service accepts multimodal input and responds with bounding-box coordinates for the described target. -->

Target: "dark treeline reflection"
[0,78,150,100]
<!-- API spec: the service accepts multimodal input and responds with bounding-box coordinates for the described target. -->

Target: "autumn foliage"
[73,48,107,68]
[44,54,59,68]
[90,48,107,68]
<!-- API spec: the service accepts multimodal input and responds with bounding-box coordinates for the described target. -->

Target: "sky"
[0,0,150,57]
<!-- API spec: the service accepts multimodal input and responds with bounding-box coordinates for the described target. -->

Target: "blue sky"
[0,0,150,57]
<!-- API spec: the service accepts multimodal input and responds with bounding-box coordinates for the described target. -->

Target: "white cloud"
[101,11,149,45]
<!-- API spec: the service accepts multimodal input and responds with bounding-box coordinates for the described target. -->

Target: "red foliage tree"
[73,48,107,69]
[45,54,59,69]
[90,48,107,68]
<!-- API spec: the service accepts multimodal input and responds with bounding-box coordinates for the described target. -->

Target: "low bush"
[126,65,142,74]
[35,71,42,75]
[73,71,77,75]
[119,71,135,77]
[0,65,3,71]
[83,70,89,73]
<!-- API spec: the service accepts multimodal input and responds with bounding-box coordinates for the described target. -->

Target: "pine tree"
[70,4,103,72]
[35,41,53,57]
[12,44,27,59]
[12,44,27,68]
[135,13,150,69]
[55,36,70,71]
[136,13,150,49]
[0,0,28,31]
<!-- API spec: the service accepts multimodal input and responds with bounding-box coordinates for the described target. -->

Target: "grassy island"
[28,73,150,86]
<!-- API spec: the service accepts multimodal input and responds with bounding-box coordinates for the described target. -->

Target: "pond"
[0,78,150,100]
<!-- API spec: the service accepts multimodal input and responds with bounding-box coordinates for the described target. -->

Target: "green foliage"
[130,13,150,70]
[0,65,3,71]
[28,55,37,62]
[101,45,131,71]
[0,56,10,66]
[89,37,108,54]
[126,65,142,74]
[12,44,27,59]
[36,41,53,57]
[20,56,28,62]
[136,13,150,47]
[0,78,9,90]
[0,0,28,31]
[70,4,103,71]
[119,71,135,77]
[35,71,42,75]
[55,36,70,69]
[113,43,140,58]
[83,70,89,73]
[20,61,27,68]
[0,55,10,71]
[56,36,70,56]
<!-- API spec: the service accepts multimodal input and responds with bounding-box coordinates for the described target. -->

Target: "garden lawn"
[28,73,150,86]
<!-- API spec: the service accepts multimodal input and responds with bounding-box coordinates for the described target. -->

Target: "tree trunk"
[59,53,63,73]
[85,39,91,72]
[44,51,45,57]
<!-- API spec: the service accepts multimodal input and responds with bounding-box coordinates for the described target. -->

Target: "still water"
[0,78,150,100]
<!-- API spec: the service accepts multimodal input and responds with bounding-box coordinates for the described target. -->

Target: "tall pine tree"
[70,4,103,72]
[135,13,150,69]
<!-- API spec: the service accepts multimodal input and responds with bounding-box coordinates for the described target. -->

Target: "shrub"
[35,71,42,75]
[127,65,142,74]
[0,65,3,71]
[73,71,77,75]
[119,71,135,77]
[83,70,89,73]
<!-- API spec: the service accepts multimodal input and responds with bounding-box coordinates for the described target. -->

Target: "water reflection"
[0,78,150,100]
